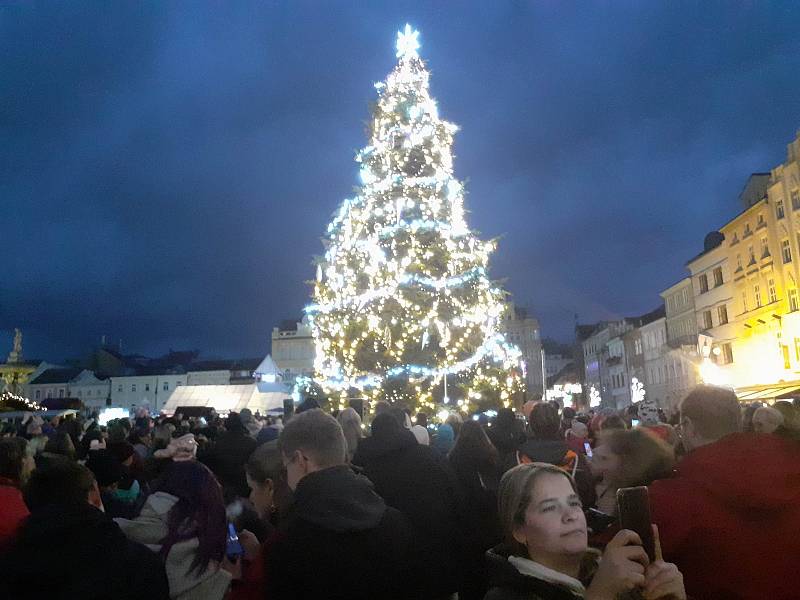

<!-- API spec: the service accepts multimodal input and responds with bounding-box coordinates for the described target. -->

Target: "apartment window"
[793,189,800,210]
[757,213,765,226]
[145,383,150,392]
[783,345,791,370]
[117,384,123,392]
[163,381,169,391]
[744,224,752,236]
[768,278,777,303]
[761,237,770,258]
[682,287,689,304]
[713,267,723,287]
[790,288,799,312]
[35,390,41,400]
[754,284,762,308]
[58,389,64,398]
[736,254,743,270]
[742,290,748,312]
[777,199,785,219]
[703,310,713,330]
[131,384,136,392]
[795,337,800,362]
[782,239,792,263]
[699,274,709,293]
[722,343,734,364]
[748,245,756,264]
[717,304,728,325]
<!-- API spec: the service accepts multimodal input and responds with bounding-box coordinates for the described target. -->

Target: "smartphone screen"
[631,419,641,427]
[616,486,656,562]
[584,441,593,457]
[226,523,244,560]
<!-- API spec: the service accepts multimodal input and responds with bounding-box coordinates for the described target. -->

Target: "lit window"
[782,239,792,263]
[722,343,734,364]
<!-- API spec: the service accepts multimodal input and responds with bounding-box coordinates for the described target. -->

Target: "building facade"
[271,317,315,385]
[500,304,543,396]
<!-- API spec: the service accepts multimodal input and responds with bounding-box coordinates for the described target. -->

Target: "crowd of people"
[1,387,799,599]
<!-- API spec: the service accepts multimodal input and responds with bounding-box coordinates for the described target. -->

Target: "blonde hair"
[497,463,577,556]
[336,408,363,462]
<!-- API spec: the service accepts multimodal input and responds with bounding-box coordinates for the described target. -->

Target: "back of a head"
[773,401,800,433]
[0,437,27,482]
[24,457,96,511]
[753,406,784,434]
[278,409,346,468]
[528,402,561,440]
[597,428,674,487]
[680,385,742,441]
[450,419,497,464]
[85,449,123,489]
[337,407,363,458]
[369,411,405,439]
[415,412,428,427]
[246,442,283,486]
[44,431,76,460]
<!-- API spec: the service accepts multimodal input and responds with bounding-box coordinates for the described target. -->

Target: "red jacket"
[649,433,800,600]
[0,477,29,551]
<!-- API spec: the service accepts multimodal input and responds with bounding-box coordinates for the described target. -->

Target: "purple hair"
[154,461,226,574]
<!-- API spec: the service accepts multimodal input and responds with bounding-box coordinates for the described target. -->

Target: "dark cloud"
[2,2,799,360]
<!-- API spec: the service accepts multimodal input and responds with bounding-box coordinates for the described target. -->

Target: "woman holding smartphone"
[484,463,685,600]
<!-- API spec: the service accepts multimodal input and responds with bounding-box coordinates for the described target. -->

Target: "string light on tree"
[303,26,524,413]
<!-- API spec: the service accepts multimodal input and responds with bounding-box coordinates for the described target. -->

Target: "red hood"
[676,433,800,510]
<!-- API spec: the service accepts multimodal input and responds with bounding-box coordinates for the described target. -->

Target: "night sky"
[3,2,800,362]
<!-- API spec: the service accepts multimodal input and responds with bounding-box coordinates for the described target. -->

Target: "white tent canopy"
[161,383,289,415]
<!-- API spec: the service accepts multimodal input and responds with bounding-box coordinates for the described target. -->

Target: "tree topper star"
[396,24,420,59]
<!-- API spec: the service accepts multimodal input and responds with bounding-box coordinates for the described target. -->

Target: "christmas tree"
[304,26,524,415]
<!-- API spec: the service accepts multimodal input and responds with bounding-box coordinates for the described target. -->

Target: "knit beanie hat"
[153,433,197,461]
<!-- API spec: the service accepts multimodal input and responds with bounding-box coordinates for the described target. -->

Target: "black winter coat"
[0,502,169,600]
[265,465,412,600]
[353,427,470,598]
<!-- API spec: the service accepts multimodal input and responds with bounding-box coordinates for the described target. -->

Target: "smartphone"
[616,486,656,562]
[631,419,641,427]
[226,523,244,561]
[584,441,593,457]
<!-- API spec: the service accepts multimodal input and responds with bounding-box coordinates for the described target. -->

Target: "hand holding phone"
[616,486,656,562]
[226,523,244,561]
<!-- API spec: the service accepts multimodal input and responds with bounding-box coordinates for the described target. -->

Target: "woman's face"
[590,442,622,481]
[247,473,274,519]
[513,472,587,563]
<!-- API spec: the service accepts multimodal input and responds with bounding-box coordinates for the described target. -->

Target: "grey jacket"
[115,492,231,600]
